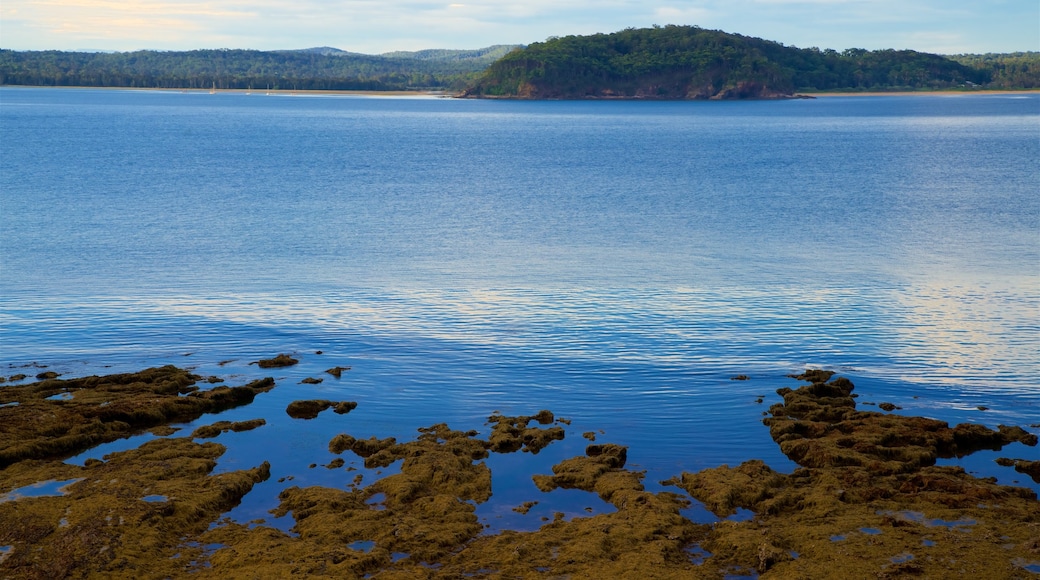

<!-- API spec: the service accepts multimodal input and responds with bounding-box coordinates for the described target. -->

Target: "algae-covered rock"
[255,354,298,368]
[325,366,351,378]
[997,457,1040,483]
[286,399,334,419]
[486,410,564,454]
[669,371,1040,577]
[0,437,270,578]
[333,401,357,414]
[286,400,357,419]
[207,414,707,578]
[191,419,266,439]
[3,365,1038,579]
[666,459,797,518]
[0,367,275,468]
[763,371,1035,475]
[531,444,661,523]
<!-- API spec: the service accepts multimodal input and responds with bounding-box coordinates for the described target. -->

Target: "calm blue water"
[1,88,1038,524]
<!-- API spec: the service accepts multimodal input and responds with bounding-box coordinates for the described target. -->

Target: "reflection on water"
[3,282,1039,488]
[4,278,1037,391]
[889,282,1040,389]
[0,479,83,503]
[0,90,1037,524]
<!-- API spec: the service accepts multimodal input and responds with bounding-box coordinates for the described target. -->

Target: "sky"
[1,0,1037,55]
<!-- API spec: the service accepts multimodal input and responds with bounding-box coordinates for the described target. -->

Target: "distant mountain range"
[1,27,1037,97]
[291,45,519,63]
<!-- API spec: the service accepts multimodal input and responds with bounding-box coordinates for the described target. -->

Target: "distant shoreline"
[0,85,451,97]
[3,85,1038,99]
[801,89,1040,97]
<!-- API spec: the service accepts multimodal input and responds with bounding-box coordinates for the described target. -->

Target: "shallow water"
[0,479,83,503]
[1,88,1038,521]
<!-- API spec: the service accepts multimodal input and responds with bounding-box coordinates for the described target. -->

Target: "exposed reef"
[0,437,270,577]
[668,370,1040,577]
[254,354,298,368]
[0,366,275,469]
[191,419,267,439]
[286,400,357,420]
[997,457,1040,483]
[1,366,1037,578]
[325,366,351,378]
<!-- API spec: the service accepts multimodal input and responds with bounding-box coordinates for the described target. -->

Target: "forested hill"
[462,26,1038,99]
[0,45,519,91]
[2,28,1037,96]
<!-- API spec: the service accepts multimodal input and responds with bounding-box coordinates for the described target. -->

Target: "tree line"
[2,30,1037,97]
[947,53,1040,89]
[463,26,1040,99]
[0,46,518,91]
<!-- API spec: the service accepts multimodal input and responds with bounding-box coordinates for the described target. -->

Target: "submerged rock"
[325,366,351,378]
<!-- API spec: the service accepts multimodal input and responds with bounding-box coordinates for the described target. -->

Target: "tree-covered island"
[1,25,1037,98]
[462,25,1039,99]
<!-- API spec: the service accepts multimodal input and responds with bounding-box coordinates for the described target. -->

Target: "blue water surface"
[1,88,1038,520]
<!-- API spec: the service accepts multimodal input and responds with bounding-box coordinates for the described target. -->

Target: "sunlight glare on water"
[1,88,1038,505]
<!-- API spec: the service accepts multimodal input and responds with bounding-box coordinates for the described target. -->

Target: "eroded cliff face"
[692,81,796,100]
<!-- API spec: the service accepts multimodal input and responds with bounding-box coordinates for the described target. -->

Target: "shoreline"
[4,85,1038,99]
[0,85,452,97]
[802,89,1040,97]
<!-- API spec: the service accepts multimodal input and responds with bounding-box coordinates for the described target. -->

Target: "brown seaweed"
[2,366,1038,579]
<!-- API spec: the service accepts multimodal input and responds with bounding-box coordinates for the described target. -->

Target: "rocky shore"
[1,365,1037,578]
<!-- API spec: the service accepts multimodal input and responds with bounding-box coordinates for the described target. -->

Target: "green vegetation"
[1,27,1037,98]
[0,45,519,91]
[947,52,1040,89]
[464,26,1040,99]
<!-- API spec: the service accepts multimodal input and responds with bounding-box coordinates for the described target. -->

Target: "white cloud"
[0,0,1035,53]
[653,7,713,22]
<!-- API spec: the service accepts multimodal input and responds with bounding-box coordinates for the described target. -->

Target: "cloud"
[653,6,713,22]
[30,0,251,18]
[0,0,1035,53]
[4,0,254,48]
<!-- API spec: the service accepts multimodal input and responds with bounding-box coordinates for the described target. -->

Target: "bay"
[1,88,1038,523]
